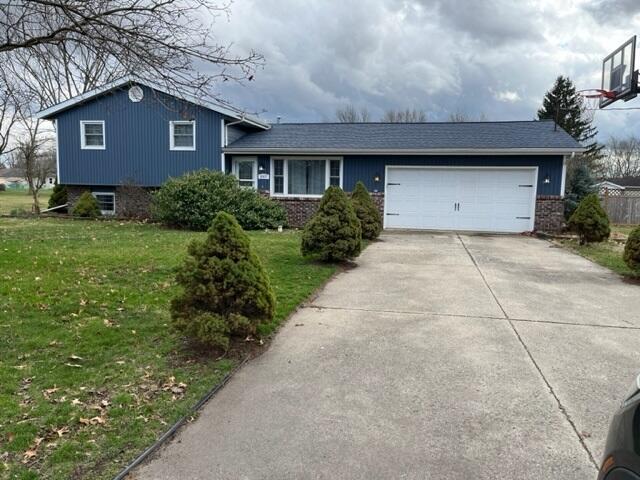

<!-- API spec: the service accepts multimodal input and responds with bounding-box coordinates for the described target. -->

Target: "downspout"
[224,115,245,174]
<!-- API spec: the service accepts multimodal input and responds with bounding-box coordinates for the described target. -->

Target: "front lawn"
[0,190,52,216]
[0,218,337,479]
[557,224,640,279]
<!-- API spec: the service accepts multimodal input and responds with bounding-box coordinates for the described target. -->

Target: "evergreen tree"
[301,186,362,261]
[351,181,382,240]
[623,226,640,271]
[537,76,604,173]
[48,183,68,213]
[567,193,610,245]
[171,212,276,350]
[564,164,594,218]
[72,191,101,218]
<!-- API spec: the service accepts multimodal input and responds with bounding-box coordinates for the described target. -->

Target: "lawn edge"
[116,256,352,479]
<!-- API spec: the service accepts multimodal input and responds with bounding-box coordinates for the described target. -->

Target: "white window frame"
[170,120,196,151]
[232,157,258,189]
[80,121,105,150]
[92,191,116,216]
[270,156,343,198]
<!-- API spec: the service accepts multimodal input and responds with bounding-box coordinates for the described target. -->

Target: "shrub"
[0,183,6,192]
[152,170,286,231]
[301,186,362,261]
[48,183,68,213]
[9,207,27,217]
[567,193,610,244]
[73,191,101,218]
[351,181,382,240]
[170,212,276,350]
[623,226,640,271]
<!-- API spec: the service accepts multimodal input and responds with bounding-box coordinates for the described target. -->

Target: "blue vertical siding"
[343,155,564,196]
[56,85,224,186]
[229,154,564,196]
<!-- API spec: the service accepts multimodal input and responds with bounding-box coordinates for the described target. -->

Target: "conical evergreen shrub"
[567,193,610,245]
[623,226,640,271]
[72,191,101,218]
[301,186,362,261]
[48,183,68,212]
[171,211,275,350]
[351,181,382,240]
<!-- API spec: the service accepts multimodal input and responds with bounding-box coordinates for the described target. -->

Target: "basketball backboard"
[601,36,638,107]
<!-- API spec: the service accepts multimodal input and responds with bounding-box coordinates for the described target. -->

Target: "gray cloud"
[583,0,640,21]
[212,0,640,141]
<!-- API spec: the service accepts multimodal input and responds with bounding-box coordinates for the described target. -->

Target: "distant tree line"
[335,105,487,123]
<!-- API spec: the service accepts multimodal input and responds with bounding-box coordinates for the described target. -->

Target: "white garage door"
[384,167,537,233]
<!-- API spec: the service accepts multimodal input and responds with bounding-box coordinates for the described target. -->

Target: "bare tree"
[381,108,427,123]
[0,76,21,159]
[12,129,55,214]
[336,104,371,123]
[0,0,263,105]
[604,136,640,178]
[448,111,488,122]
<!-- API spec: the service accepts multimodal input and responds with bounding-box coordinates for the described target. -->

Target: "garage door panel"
[385,167,536,233]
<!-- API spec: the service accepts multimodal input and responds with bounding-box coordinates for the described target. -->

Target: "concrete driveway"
[134,232,640,480]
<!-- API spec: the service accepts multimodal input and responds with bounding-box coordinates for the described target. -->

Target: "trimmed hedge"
[567,193,610,245]
[171,212,276,350]
[152,170,286,231]
[624,226,640,271]
[72,191,101,218]
[301,186,361,261]
[351,181,382,240]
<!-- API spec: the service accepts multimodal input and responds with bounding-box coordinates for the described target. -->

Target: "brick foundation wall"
[66,185,154,218]
[269,192,386,228]
[534,195,565,232]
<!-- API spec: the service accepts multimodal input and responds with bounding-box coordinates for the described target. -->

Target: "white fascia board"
[35,75,270,130]
[224,147,585,156]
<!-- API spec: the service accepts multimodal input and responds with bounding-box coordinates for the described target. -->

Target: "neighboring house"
[37,76,584,232]
[597,177,640,192]
[0,168,56,189]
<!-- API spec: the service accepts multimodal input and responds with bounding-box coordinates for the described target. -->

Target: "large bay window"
[271,157,342,197]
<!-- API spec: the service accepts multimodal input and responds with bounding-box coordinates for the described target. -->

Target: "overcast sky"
[211,0,640,141]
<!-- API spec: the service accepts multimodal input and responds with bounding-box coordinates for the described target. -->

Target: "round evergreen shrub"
[170,212,276,350]
[564,164,595,219]
[72,191,101,218]
[48,183,68,213]
[567,193,610,245]
[152,170,286,231]
[301,186,362,261]
[351,181,382,240]
[623,226,640,271]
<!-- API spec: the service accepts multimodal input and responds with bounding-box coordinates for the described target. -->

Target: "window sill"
[170,147,196,152]
[270,194,324,199]
[81,146,106,150]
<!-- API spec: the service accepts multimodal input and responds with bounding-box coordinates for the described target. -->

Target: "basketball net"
[577,89,616,121]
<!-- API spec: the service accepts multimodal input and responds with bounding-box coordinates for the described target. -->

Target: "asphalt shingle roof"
[226,120,582,152]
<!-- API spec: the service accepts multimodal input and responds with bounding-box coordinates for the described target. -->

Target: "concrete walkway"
[134,232,640,480]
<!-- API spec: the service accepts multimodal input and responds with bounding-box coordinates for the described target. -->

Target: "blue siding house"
[38,77,584,232]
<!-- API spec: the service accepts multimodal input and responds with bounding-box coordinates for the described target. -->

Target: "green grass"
[0,218,337,479]
[558,224,640,279]
[0,190,52,215]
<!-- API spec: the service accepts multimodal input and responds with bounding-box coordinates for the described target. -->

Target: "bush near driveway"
[72,191,101,217]
[171,212,276,351]
[301,186,362,262]
[351,181,382,240]
[567,193,610,245]
[152,169,286,231]
[624,226,640,270]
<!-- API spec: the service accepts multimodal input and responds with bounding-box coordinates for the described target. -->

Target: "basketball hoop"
[578,89,616,120]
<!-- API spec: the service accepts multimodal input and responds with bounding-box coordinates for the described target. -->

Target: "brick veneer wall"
[269,192,386,228]
[66,185,153,218]
[534,195,565,232]
[66,186,565,233]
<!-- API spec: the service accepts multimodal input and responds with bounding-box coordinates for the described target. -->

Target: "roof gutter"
[223,147,586,156]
